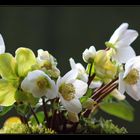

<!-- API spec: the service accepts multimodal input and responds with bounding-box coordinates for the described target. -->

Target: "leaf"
[14,104,30,116]
[99,101,134,121]
[29,111,45,125]
[0,79,17,106]
[15,90,39,106]
[80,88,93,104]
[15,47,36,77]
[0,53,18,80]
[0,106,13,116]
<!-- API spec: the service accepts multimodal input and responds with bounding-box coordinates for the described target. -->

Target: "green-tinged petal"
[0,79,17,106]
[0,53,17,80]
[15,47,36,77]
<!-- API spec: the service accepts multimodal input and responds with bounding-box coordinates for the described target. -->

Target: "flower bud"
[68,112,79,123]
[82,46,96,63]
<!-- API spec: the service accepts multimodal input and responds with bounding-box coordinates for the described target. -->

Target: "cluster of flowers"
[0,23,139,134]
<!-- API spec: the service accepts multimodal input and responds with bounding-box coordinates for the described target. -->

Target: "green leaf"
[0,79,17,106]
[15,90,39,106]
[14,104,30,116]
[99,101,134,121]
[80,88,93,104]
[30,111,45,125]
[0,106,13,116]
[15,47,36,77]
[0,53,18,80]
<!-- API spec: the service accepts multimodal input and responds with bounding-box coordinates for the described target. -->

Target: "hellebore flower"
[119,56,140,101]
[69,58,102,89]
[37,49,60,78]
[57,69,88,113]
[21,70,57,99]
[82,46,96,63]
[106,23,138,63]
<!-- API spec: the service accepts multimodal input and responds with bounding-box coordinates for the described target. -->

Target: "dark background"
[0,6,140,133]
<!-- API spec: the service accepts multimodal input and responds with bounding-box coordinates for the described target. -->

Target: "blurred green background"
[0,6,140,133]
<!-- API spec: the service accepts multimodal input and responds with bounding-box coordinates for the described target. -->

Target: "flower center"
[59,83,75,101]
[124,68,139,85]
[36,76,50,90]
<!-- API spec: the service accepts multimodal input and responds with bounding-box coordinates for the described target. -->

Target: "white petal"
[116,30,138,47]
[111,89,126,100]
[45,78,58,99]
[89,81,102,89]
[0,34,5,54]
[60,96,82,113]
[109,23,128,44]
[69,58,76,69]
[76,63,86,72]
[89,46,96,53]
[118,72,125,95]
[73,80,88,98]
[125,81,140,101]
[46,88,58,99]
[78,73,88,83]
[60,69,78,84]
[21,76,36,93]
[113,46,136,63]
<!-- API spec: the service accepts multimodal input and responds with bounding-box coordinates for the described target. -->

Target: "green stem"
[29,104,40,125]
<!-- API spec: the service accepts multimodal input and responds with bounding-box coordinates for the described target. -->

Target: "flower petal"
[60,69,78,84]
[73,80,88,98]
[89,81,102,89]
[0,53,18,80]
[111,89,126,100]
[0,34,5,54]
[45,79,58,99]
[113,46,136,63]
[60,96,82,113]
[69,58,76,69]
[118,72,125,95]
[0,79,16,106]
[15,47,36,77]
[116,29,138,48]
[109,23,128,44]
[125,81,140,101]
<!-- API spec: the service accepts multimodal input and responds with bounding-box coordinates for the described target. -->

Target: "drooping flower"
[21,70,57,99]
[82,46,96,63]
[37,49,60,78]
[69,58,102,89]
[94,50,117,83]
[0,34,5,54]
[69,58,88,83]
[119,56,140,101]
[57,69,88,113]
[106,23,138,63]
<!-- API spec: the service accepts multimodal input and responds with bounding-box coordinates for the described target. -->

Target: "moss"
[78,117,127,134]
[0,122,56,134]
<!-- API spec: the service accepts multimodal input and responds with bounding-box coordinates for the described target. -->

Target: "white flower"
[21,70,57,99]
[107,23,138,63]
[69,58,88,83]
[82,46,96,63]
[119,56,140,101]
[0,34,5,54]
[37,49,57,68]
[69,58,102,89]
[57,69,88,113]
